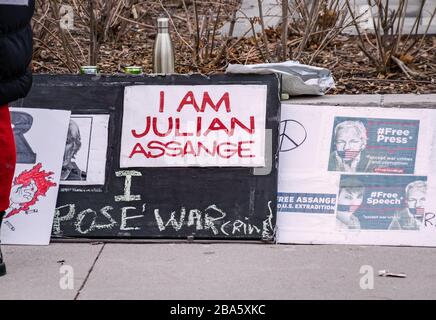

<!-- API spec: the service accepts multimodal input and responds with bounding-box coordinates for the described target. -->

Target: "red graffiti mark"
[5,163,57,219]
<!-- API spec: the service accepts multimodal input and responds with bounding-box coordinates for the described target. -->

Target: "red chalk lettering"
[129,143,150,158]
[200,92,231,112]
[147,141,166,158]
[238,141,255,158]
[159,91,165,113]
[175,118,194,136]
[130,139,256,159]
[230,116,255,135]
[217,142,238,159]
[133,117,255,138]
[177,91,200,112]
[196,117,202,137]
[152,117,173,137]
[165,141,183,157]
[183,140,197,156]
[131,116,151,138]
[204,118,230,136]
[196,141,217,157]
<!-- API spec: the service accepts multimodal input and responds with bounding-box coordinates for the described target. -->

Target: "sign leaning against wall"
[277,104,436,247]
[13,74,280,241]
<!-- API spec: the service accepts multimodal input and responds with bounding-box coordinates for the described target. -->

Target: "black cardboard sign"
[11,74,280,241]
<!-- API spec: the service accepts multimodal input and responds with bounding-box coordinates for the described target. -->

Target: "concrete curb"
[282,94,436,108]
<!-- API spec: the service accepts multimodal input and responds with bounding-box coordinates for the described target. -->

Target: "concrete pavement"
[1,243,436,300]
[2,94,436,300]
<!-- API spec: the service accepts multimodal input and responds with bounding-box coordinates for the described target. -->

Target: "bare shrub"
[285,0,362,63]
[345,0,436,77]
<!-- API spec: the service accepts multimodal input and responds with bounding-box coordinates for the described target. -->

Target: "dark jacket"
[0,0,35,105]
[0,0,34,211]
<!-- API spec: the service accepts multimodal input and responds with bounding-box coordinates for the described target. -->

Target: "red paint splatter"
[5,163,56,219]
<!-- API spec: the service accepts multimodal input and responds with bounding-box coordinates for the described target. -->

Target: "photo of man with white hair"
[328,120,373,173]
[389,180,427,231]
[61,120,87,181]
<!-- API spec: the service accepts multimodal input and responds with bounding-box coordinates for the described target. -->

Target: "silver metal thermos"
[153,18,175,74]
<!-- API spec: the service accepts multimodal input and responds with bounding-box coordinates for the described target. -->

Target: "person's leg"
[0,106,16,211]
[0,106,16,277]
[0,210,5,277]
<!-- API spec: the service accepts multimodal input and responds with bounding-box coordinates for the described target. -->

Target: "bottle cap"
[157,17,169,29]
[80,66,99,75]
[123,66,143,75]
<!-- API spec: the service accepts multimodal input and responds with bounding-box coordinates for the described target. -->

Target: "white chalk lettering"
[53,204,76,235]
[187,209,203,230]
[114,170,142,202]
[154,207,186,231]
[262,201,275,240]
[121,206,144,231]
[204,205,226,235]
[74,206,117,234]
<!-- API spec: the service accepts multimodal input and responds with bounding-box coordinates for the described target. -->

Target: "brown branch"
[281,0,289,61]
[257,0,272,62]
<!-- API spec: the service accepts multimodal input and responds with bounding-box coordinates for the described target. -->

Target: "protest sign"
[120,85,267,167]
[336,175,427,230]
[328,117,419,174]
[277,104,436,246]
[12,74,279,241]
[1,108,70,245]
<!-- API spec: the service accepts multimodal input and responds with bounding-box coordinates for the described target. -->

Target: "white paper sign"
[277,104,436,247]
[1,108,70,245]
[120,85,267,167]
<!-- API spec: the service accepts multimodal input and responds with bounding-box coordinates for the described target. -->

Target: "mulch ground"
[32,1,436,95]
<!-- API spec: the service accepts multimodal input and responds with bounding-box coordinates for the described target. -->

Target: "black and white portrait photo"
[61,119,89,181]
[61,114,110,185]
